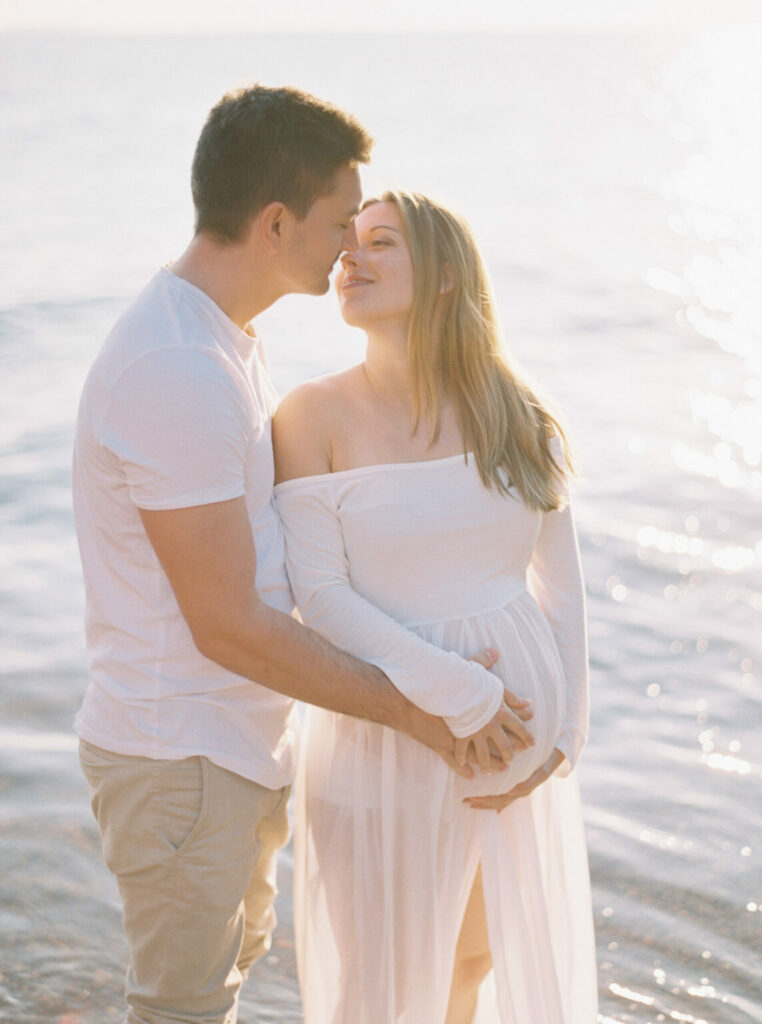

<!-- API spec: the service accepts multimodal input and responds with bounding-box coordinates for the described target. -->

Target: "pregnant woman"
[273,192,597,1023]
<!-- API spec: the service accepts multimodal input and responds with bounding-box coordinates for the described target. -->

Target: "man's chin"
[297,278,331,297]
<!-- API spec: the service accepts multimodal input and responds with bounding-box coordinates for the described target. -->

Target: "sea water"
[1,30,760,1023]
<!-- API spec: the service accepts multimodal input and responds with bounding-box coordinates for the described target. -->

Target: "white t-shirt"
[73,268,298,789]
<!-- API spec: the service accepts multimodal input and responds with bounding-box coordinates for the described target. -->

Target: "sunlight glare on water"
[647,26,762,509]
[588,22,761,1024]
[1,27,760,1024]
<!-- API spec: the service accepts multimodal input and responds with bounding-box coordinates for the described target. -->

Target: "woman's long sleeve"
[527,490,589,773]
[275,482,503,738]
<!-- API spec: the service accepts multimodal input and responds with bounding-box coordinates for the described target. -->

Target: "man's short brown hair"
[191,84,373,242]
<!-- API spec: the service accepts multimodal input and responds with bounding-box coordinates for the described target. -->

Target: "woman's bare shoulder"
[280,364,363,408]
[273,365,364,482]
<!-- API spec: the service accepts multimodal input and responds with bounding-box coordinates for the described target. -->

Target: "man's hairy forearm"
[195,600,412,731]
[135,499,437,747]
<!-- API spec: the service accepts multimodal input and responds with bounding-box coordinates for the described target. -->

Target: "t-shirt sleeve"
[101,347,250,510]
[275,478,504,737]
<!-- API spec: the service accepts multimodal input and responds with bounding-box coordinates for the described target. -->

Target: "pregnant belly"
[414,592,567,799]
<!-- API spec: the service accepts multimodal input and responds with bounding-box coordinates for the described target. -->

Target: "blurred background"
[1,2,760,1021]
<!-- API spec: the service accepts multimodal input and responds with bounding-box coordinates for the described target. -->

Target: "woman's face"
[335,202,414,331]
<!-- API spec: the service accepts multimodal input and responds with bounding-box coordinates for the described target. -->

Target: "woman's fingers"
[463,749,565,810]
[502,686,533,722]
[468,647,499,670]
[463,793,514,811]
[503,692,532,716]
[513,704,533,723]
[463,773,536,811]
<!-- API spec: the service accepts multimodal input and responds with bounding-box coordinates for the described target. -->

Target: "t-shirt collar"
[160,265,259,361]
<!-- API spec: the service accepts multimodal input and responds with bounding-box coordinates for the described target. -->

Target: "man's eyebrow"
[368,225,400,233]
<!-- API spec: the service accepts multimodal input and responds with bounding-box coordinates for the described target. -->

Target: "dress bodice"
[310,455,540,626]
[274,445,588,768]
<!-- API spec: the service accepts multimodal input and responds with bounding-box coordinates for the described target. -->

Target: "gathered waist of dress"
[399,578,528,630]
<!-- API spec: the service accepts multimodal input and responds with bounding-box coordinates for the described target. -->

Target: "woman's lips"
[341,276,373,289]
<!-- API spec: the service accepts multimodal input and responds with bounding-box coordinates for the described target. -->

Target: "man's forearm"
[194,602,497,776]
[195,600,414,731]
[135,497,453,756]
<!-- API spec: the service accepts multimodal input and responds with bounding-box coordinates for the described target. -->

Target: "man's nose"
[342,221,359,253]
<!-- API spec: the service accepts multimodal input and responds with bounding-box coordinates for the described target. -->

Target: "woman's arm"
[273,383,534,753]
[464,454,589,810]
[526,478,589,775]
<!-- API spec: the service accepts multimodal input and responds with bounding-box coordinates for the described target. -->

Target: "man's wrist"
[348,659,407,730]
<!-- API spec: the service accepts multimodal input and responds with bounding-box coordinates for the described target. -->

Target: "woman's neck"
[363,334,410,403]
[361,329,457,453]
[362,325,440,413]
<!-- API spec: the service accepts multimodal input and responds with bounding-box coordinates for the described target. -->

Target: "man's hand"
[453,683,534,775]
[463,748,566,811]
[400,649,533,779]
[454,647,535,776]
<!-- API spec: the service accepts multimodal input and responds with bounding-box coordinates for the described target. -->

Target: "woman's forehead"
[357,201,400,230]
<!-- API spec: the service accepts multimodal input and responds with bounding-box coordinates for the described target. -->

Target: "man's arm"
[139,496,532,775]
[140,496,406,720]
[139,496,498,774]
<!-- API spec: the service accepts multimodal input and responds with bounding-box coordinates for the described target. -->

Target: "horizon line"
[2,25,748,37]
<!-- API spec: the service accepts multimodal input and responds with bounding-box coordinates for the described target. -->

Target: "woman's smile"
[340,274,373,289]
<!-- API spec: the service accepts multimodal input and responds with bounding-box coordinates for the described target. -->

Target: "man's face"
[282,164,363,296]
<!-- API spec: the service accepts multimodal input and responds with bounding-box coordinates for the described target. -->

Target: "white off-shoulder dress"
[274,449,598,1024]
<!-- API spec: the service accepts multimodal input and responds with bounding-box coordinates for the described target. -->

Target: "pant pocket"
[158,756,210,857]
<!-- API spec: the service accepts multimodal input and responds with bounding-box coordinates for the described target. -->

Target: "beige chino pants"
[79,740,291,1024]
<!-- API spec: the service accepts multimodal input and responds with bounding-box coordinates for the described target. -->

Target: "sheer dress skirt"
[294,592,598,1024]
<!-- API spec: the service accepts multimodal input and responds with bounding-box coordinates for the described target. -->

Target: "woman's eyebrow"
[368,225,401,233]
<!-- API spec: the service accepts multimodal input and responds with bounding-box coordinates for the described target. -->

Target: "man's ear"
[259,202,288,250]
[440,261,454,294]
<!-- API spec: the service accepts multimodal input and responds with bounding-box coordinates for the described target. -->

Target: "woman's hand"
[454,650,535,775]
[463,748,566,810]
[397,649,533,779]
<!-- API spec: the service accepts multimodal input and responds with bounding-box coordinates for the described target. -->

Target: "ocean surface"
[1,29,760,1024]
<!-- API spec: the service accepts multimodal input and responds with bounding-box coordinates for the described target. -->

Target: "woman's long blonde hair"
[365,190,572,512]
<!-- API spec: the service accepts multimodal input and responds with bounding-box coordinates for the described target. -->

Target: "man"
[73,84,531,1024]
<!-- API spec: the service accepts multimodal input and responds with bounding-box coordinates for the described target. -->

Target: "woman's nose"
[340,248,359,269]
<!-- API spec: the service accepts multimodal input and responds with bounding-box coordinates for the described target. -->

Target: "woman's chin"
[337,304,370,329]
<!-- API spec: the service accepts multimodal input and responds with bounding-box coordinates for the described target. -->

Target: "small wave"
[0,728,78,752]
